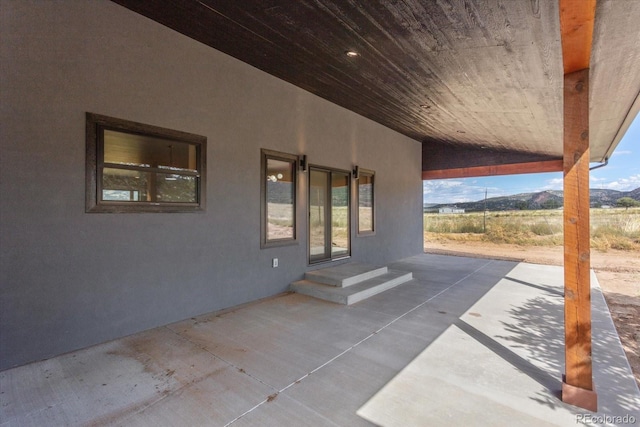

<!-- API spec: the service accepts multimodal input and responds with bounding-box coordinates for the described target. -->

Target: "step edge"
[304,265,388,287]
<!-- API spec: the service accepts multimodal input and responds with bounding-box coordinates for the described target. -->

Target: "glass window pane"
[102,168,149,201]
[266,158,294,240]
[331,172,349,256]
[104,130,197,171]
[309,169,328,259]
[156,173,197,203]
[358,173,374,232]
[102,168,197,203]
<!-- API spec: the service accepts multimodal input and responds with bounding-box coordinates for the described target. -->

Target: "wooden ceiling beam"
[421,160,563,180]
[422,139,562,175]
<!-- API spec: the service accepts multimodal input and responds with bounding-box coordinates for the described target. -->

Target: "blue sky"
[423,115,640,205]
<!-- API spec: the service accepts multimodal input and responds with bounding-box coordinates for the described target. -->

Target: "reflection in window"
[103,190,140,201]
[308,166,351,263]
[262,150,298,247]
[331,171,350,256]
[102,132,198,203]
[86,113,206,212]
[358,170,374,234]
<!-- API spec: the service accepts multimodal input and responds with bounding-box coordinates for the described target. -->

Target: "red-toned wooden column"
[562,69,597,411]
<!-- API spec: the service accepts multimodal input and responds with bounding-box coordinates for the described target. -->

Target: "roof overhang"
[110,0,640,175]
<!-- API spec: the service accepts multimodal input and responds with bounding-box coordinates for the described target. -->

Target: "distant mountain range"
[425,187,640,212]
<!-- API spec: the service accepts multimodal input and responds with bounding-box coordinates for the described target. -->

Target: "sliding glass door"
[309,167,350,263]
[309,168,328,262]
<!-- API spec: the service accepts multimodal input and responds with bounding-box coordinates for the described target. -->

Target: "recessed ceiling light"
[420,104,431,109]
[345,50,359,57]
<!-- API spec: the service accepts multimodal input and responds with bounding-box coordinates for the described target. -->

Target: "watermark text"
[577,414,636,425]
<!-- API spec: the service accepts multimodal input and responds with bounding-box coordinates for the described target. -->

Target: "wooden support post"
[562,69,597,411]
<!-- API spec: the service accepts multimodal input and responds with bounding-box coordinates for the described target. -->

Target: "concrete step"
[304,262,388,287]
[291,270,413,305]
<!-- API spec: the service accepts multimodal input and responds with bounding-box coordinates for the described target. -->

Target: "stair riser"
[291,286,349,305]
[305,267,388,287]
[291,273,413,305]
[346,275,413,305]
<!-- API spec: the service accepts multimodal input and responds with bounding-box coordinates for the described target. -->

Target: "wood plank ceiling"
[111,0,640,174]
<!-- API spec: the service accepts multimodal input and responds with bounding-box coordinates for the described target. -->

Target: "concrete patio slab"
[0,327,274,426]
[1,254,638,426]
[358,262,640,426]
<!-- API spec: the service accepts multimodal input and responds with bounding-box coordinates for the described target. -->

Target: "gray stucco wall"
[0,0,423,370]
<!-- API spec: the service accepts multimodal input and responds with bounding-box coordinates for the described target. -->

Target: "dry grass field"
[424,207,640,388]
[425,207,640,251]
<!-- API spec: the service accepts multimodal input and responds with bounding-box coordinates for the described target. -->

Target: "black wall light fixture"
[299,155,307,172]
[353,165,359,179]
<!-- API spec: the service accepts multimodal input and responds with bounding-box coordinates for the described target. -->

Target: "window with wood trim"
[261,149,298,247]
[86,113,206,213]
[357,169,375,234]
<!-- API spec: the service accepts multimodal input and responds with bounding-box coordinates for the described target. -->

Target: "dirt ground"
[424,239,640,389]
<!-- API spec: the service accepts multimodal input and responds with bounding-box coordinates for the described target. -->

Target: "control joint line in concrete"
[116,326,282,425]
[165,325,281,391]
[225,259,494,426]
